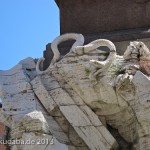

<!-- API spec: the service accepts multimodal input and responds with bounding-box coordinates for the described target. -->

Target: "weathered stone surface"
[0,58,69,150]
[133,71,150,140]
[74,126,115,150]
[60,105,92,127]
[31,76,57,113]
[2,33,150,150]
[31,73,88,148]
[49,88,76,106]
[79,105,102,126]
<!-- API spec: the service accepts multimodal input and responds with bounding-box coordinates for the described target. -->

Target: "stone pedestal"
[55,0,150,34]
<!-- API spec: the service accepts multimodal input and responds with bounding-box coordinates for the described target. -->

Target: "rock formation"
[0,33,150,150]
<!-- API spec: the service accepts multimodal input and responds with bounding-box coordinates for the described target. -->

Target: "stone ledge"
[85,27,150,43]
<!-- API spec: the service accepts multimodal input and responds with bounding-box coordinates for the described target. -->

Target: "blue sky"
[0,0,59,70]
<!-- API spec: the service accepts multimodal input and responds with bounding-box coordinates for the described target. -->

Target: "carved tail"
[36,33,84,75]
[74,39,116,74]
[86,39,116,68]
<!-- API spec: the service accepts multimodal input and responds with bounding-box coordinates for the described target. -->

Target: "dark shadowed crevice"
[107,124,133,150]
